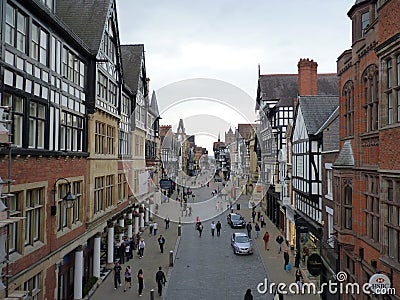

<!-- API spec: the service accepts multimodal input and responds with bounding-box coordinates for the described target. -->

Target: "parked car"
[227,213,246,228]
[231,232,253,255]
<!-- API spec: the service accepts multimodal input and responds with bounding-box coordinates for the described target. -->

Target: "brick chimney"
[298,58,318,96]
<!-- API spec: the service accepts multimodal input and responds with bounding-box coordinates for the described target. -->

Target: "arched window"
[362,65,379,132]
[343,81,354,136]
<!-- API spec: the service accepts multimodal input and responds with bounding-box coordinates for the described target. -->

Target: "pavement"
[235,193,320,299]
[90,204,181,299]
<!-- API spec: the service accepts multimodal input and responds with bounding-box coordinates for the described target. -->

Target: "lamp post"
[51,178,76,216]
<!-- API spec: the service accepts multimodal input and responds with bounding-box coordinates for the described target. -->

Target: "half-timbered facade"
[0,0,93,298]
[292,95,338,288]
[257,59,338,232]
[0,0,151,298]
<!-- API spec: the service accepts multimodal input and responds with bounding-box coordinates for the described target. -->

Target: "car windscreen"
[235,236,249,243]
[231,215,241,220]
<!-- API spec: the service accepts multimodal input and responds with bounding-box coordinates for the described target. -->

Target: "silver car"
[231,232,253,255]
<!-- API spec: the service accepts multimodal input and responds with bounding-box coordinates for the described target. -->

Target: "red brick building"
[335,0,399,298]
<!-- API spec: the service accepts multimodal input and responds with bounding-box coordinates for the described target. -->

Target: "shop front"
[266,185,281,227]
[295,213,324,291]
[285,205,296,250]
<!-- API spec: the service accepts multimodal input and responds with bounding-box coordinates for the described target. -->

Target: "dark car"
[231,232,253,255]
[227,213,246,228]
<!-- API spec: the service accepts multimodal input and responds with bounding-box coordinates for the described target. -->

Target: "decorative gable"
[292,106,308,142]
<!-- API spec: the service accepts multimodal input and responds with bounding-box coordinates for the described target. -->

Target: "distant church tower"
[225,127,235,145]
[176,118,186,142]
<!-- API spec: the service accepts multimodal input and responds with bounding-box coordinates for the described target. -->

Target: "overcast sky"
[117,0,355,152]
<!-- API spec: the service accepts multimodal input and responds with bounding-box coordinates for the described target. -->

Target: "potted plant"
[114,225,124,234]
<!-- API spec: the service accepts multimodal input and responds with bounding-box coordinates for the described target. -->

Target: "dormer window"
[361,11,369,36]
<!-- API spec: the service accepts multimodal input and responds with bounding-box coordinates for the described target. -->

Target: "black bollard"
[150,289,154,300]
[169,250,174,267]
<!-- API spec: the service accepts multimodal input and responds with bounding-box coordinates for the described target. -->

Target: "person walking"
[244,288,253,300]
[251,210,256,223]
[124,238,130,262]
[246,222,252,239]
[197,222,204,237]
[263,231,270,250]
[113,261,122,290]
[295,268,303,292]
[188,205,192,216]
[149,222,154,236]
[165,217,170,229]
[153,222,158,236]
[276,234,284,254]
[294,248,301,268]
[123,265,132,292]
[284,249,290,271]
[129,237,134,259]
[137,269,144,296]
[155,266,166,296]
[216,221,222,237]
[254,223,260,239]
[260,215,265,228]
[158,235,166,253]
[211,221,216,237]
[138,239,145,258]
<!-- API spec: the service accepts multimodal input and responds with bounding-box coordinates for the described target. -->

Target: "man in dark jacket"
[158,235,166,253]
[216,221,222,236]
[276,235,284,253]
[155,266,166,296]
[246,222,252,239]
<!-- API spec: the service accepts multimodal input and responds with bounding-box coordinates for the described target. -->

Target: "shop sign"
[369,274,391,294]
[307,253,323,276]
[159,179,172,189]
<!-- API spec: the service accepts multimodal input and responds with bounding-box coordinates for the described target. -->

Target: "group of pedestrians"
[113,262,166,297]
[196,219,222,237]
[110,214,171,297]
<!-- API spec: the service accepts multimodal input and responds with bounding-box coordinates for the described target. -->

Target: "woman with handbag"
[123,265,132,292]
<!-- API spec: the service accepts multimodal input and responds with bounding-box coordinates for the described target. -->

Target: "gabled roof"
[213,141,225,151]
[258,74,298,107]
[315,106,339,135]
[237,124,257,141]
[149,91,160,117]
[333,141,355,167]
[56,0,111,53]
[257,73,338,109]
[297,96,339,135]
[121,44,144,92]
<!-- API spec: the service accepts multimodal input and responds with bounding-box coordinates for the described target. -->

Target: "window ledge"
[23,241,45,256]
[379,255,400,271]
[358,235,381,251]
[56,222,82,238]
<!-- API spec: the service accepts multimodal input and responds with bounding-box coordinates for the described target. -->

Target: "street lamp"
[51,178,76,216]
